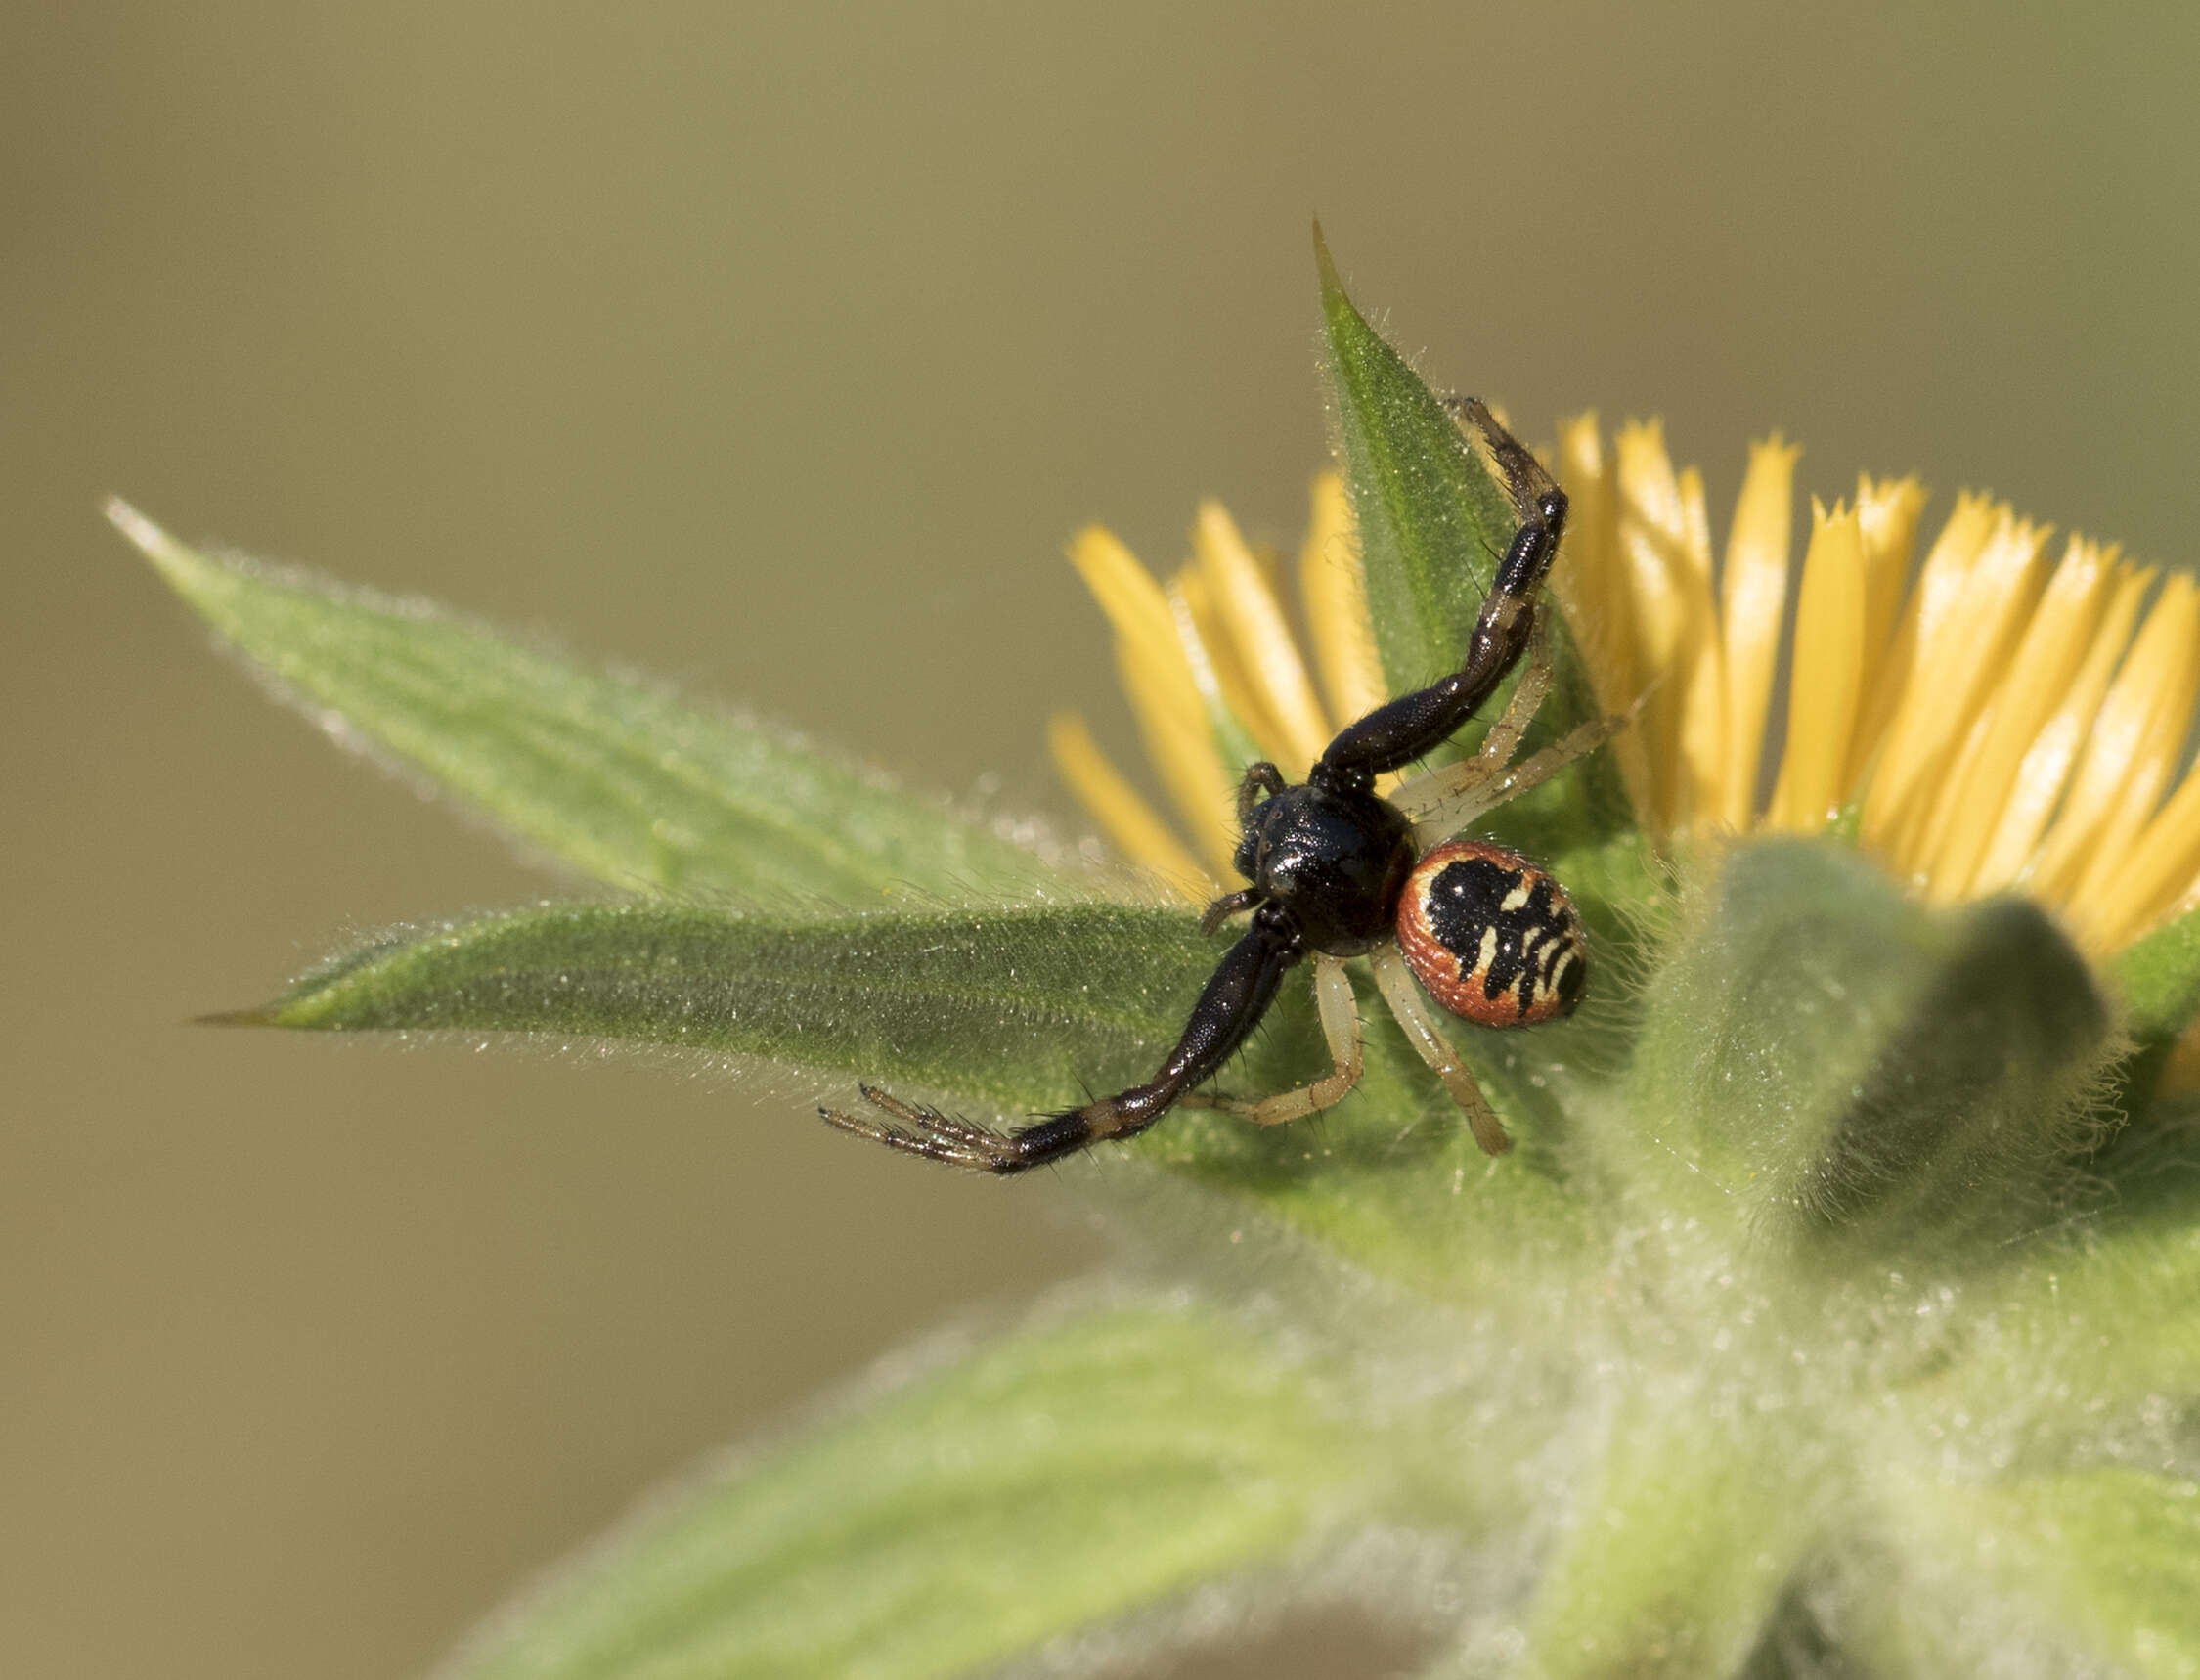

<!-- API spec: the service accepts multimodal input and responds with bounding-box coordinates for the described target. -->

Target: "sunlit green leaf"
[225,900,1215,1112]
[113,501,1064,905]
[1311,227,1622,844]
[235,895,1600,1301]
[228,874,1605,1311]
[439,1302,1379,1680]
[1314,226,1518,692]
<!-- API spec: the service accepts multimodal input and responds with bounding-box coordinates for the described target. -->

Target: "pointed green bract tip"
[114,508,1069,905]
[1312,217,1376,350]
[1310,215,1339,290]
[1308,227,1620,840]
[106,497,200,591]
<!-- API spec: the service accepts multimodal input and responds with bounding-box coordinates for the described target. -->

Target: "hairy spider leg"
[1467,626,1556,772]
[1182,953,1363,1125]
[1196,761,1291,935]
[1367,943,1511,1157]
[1236,760,1288,823]
[1310,408,1566,790]
[1388,628,1556,819]
[1198,887,1262,936]
[1440,395,1562,526]
[821,903,1305,1173]
[1400,716,1629,845]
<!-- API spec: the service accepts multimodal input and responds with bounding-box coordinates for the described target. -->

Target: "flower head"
[128,235,2200,1678]
[1053,420,2200,966]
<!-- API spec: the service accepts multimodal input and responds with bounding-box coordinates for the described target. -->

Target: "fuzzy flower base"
[121,230,2200,1678]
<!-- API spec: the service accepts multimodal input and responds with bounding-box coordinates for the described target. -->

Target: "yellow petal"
[1917,536,2116,902]
[1766,500,1865,832]
[1555,414,1656,823]
[1071,524,1178,656]
[2090,747,2200,953]
[1069,525,1240,870]
[1171,568,1287,769]
[2031,574,2200,912]
[1717,436,1800,828]
[1047,712,1213,902]
[1864,505,2051,868]
[1115,638,1240,875]
[1848,491,1995,797]
[1908,710,1999,899]
[1298,471,1386,728]
[2057,575,2200,940]
[1553,415,1632,709]
[1856,475,1927,669]
[1670,467,1726,828]
[1614,420,1697,827]
[1966,561,2153,899]
[1843,474,1929,784]
[1194,500,1334,770]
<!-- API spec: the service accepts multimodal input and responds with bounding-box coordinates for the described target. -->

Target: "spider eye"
[1394,839,1586,1027]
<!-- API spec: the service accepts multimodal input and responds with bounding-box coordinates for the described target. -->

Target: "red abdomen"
[1394,839,1587,1027]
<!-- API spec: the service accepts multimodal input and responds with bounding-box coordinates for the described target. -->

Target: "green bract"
[128,236,2200,1678]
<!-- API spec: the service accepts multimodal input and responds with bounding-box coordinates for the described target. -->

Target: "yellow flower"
[1051,418,2200,979]
[1047,475,1380,902]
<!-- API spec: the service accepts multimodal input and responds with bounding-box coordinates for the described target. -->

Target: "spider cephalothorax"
[826,398,1618,1171]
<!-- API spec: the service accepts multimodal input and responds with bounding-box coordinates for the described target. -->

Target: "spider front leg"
[821,904,1305,1173]
[1236,759,1287,823]
[1310,402,1567,789]
[1197,762,1288,934]
[1182,953,1362,1125]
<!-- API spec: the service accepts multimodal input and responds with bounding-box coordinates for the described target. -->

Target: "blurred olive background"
[7,6,2200,1677]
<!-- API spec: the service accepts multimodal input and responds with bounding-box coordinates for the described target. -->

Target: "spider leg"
[820,905,1305,1173]
[1199,888,1262,936]
[1403,715,1629,844]
[1236,760,1287,825]
[1182,953,1362,1125]
[1389,625,1555,817]
[820,1086,1050,1171]
[1438,394,1561,521]
[1311,402,1567,789]
[1368,944,1511,1156]
[1464,621,1555,773]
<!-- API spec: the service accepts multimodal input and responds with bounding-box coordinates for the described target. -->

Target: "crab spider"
[824,399,1619,1172]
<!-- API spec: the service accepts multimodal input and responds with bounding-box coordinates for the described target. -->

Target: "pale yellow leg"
[1367,944,1511,1156]
[1183,954,1363,1126]
[1466,630,1555,776]
[1390,634,1554,818]
[1405,714,1628,845]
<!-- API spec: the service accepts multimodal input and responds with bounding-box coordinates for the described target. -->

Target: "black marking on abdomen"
[1425,855,1573,1018]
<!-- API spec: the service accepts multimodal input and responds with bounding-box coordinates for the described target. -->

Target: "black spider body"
[1233,779,1416,955]
[826,398,1616,1172]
